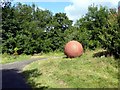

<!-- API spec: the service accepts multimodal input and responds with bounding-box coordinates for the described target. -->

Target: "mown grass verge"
[1,51,63,64]
[0,53,31,64]
[22,49,119,88]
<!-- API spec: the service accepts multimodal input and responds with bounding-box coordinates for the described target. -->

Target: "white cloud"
[64,0,119,24]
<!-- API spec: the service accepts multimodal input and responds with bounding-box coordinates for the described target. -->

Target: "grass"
[22,49,119,88]
[0,53,31,64]
[31,51,64,58]
[1,51,63,64]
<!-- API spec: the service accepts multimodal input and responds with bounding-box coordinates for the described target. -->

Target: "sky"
[11,0,120,23]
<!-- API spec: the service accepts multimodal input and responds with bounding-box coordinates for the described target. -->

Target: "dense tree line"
[1,2,120,58]
[2,2,72,54]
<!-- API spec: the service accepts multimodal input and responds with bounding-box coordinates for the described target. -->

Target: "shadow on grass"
[93,50,120,60]
[22,69,49,90]
[63,56,68,58]
[93,51,112,58]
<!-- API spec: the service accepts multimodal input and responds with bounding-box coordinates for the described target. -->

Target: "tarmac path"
[0,58,48,89]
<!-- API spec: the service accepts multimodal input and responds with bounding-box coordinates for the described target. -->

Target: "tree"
[2,3,73,54]
[75,5,109,49]
[42,13,73,52]
[99,9,120,58]
[2,2,16,53]
[75,5,120,58]
[2,2,53,54]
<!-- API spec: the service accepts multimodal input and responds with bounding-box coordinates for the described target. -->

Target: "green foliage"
[2,3,72,54]
[38,12,72,53]
[99,11,120,58]
[2,2,49,54]
[74,5,120,58]
[2,2,120,58]
[75,5,109,50]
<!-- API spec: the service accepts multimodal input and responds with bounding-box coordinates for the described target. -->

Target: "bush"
[99,14,120,58]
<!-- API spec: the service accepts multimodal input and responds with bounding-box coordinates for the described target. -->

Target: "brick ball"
[64,40,83,58]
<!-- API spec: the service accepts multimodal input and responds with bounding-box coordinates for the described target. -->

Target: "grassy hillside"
[22,49,119,88]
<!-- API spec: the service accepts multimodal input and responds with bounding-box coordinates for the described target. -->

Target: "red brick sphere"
[64,40,83,58]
